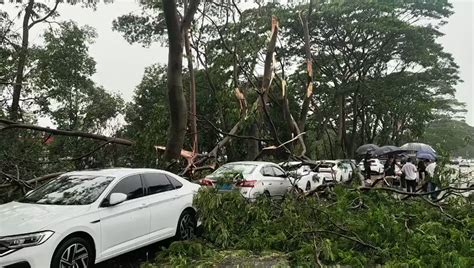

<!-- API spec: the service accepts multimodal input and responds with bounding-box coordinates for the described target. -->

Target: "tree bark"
[10,0,34,121]
[162,0,199,160]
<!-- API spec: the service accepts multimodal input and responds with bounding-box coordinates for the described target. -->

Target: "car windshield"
[212,164,257,176]
[18,175,114,205]
[320,162,335,168]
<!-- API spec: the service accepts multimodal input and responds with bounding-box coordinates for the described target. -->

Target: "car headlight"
[0,230,54,249]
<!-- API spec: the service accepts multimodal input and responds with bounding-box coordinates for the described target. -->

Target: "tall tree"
[9,0,60,120]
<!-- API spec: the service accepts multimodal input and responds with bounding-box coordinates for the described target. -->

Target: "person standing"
[425,160,438,199]
[418,159,427,188]
[401,158,418,192]
[400,158,407,188]
[363,152,371,181]
[384,157,396,176]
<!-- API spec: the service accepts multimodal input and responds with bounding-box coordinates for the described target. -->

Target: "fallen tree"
[0,119,133,146]
[145,184,473,267]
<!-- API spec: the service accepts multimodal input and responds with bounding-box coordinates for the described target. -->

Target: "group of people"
[397,157,437,194]
[363,154,438,197]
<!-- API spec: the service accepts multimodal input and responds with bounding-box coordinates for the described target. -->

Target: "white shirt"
[401,162,418,181]
[426,162,436,178]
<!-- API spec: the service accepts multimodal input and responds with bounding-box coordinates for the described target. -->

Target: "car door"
[142,173,183,241]
[98,174,149,259]
[271,166,290,195]
[260,166,278,196]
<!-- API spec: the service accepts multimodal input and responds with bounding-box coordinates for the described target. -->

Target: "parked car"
[358,159,385,174]
[314,160,353,183]
[0,168,200,268]
[459,160,470,167]
[200,161,292,199]
[279,161,322,192]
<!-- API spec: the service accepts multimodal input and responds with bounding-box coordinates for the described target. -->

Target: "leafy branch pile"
[148,186,473,267]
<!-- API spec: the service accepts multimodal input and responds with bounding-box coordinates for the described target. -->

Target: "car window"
[271,166,286,177]
[261,166,274,176]
[19,175,114,205]
[109,175,143,201]
[165,174,183,189]
[143,173,175,195]
[213,164,257,176]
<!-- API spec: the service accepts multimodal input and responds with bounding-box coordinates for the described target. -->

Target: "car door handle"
[138,203,148,209]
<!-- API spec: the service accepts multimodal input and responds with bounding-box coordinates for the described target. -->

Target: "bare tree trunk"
[281,79,306,156]
[184,30,198,155]
[162,0,199,160]
[10,0,60,121]
[258,16,280,144]
[247,123,259,160]
[348,93,358,157]
[297,6,314,132]
[260,16,279,97]
[10,0,34,121]
[338,94,346,157]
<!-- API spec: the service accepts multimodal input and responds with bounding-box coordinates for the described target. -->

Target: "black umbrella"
[356,144,379,155]
[374,145,405,156]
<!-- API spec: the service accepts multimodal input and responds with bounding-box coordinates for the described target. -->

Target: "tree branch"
[181,0,200,31]
[0,119,133,146]
[0,171,64,189]
[28,0,60,30]
[198,115,273,142]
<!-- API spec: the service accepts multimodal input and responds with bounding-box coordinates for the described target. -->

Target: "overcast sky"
[2,0,473,125]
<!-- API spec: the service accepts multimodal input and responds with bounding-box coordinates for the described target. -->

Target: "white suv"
[200,161,292,199]
[0,168,200,268]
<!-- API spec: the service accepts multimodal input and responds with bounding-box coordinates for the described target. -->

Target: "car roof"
[63,168,167,178]
[223,161,278,167]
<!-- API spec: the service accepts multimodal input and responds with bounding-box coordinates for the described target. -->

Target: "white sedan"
[314,160,353,183]
[358,159,385,174]
[200,161,292,199]
[0,168,200,268]
[279,161,323,192]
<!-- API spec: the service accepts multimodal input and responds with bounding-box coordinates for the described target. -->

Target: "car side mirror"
[109,193,127,206]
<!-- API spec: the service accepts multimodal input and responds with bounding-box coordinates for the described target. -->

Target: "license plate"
[217,183,234,191]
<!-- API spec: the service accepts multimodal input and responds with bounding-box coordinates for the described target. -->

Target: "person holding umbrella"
[401,157,418,192]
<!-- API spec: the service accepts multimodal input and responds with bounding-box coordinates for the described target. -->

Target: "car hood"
[0,201,91,236]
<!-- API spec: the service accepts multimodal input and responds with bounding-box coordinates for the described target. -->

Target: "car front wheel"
[51,236,94,268]
[176,210,197,240]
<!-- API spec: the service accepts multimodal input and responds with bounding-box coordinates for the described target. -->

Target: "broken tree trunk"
[281,79,307,156]
[297,3,315,133]
[162,0,199,160]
